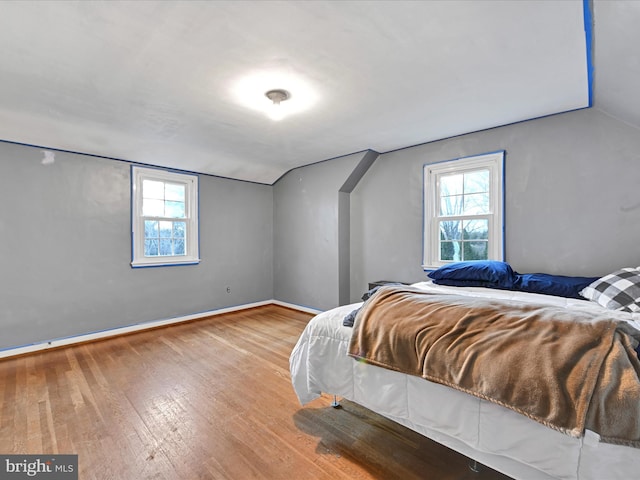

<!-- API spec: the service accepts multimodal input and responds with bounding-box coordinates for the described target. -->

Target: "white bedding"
[289,281,640,480]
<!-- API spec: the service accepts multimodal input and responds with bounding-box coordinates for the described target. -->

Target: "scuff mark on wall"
[620,200,640,212]
[41,150,55,165]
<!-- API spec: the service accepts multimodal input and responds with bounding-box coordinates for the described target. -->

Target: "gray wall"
[273,106,640,309]
[0,141,273,350]
[349,108,640,301]
[273,152,367,311]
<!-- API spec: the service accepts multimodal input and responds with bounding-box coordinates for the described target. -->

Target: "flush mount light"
[231,70,317,120]
[265,89,291,121]
[265,89,290,104]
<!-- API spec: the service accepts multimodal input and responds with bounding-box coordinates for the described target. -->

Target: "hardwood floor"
[0,305,513,479]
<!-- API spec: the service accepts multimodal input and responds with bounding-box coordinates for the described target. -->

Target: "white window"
[131,166,199,267]
[423,151,504,269]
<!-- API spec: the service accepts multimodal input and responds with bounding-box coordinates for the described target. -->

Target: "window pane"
[463,193,490,215]
[463,219,489,240]
[440,174,463,196]
[144,238,159,256]
[165,201,185,218]
[440,194,463,216]
[165,183,185,202]
[159,239,173,256]
[440,241,461,261]
[440,220,461,241]
[159,221,172,238]
[173,222,186,238]
[144,220,158,238]
[143,180,165,200]
[463,169,489,194]
[174,238,185,255]
[463,241,488,261]
[439,173,463,216]
[143,199,164,217]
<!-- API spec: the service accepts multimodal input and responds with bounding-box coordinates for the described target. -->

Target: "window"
[131,166,199,267]
[423,151,504,269]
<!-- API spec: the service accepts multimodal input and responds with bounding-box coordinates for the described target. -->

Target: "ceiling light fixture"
[232,71,317,120]
[265,89,290,121]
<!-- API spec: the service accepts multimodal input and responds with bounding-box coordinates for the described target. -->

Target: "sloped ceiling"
[593,0,640,129]
[0,1,590,184]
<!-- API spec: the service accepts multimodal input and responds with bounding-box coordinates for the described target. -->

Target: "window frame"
[423,151,504,269]
[131,166,200,268]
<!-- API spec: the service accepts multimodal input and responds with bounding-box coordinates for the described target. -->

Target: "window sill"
[131,257,200,268]
[422,264,442,271]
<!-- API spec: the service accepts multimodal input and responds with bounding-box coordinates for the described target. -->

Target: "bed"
[289,277,640,480]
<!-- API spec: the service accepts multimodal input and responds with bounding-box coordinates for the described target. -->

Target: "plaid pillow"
[580,267,640,312]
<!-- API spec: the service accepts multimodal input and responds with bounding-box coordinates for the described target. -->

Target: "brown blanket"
[348,286,640,447]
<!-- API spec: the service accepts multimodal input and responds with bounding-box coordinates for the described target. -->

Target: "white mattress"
[289,281,640,480]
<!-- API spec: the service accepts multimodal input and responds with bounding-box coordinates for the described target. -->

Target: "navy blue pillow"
[428,278,507,288]
[514,273,599,299]
[428,261,517,289]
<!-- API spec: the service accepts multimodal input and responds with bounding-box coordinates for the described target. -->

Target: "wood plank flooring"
[0,305,513,479]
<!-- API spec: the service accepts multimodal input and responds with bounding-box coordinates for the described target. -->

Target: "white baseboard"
[0,299,321,360]
[271,300,323,315]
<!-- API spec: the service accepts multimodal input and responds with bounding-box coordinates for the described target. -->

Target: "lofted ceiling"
[0,1,591,184]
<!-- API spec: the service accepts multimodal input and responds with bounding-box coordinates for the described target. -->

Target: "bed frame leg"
[469,459,481,473]
[330,395,341,408]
